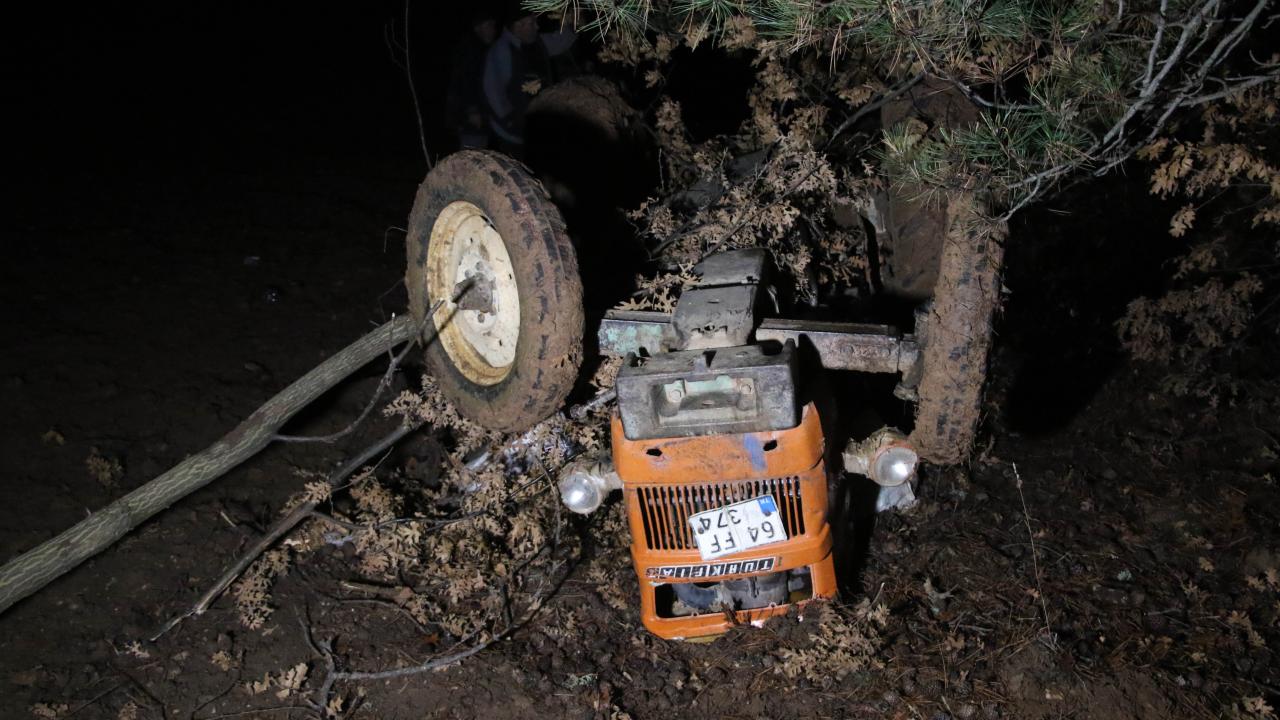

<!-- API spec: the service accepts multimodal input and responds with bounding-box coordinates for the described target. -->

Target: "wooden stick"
[0,314,420,614]
[150,421,420,640]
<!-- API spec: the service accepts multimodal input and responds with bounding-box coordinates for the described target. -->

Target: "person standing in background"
[445,9,498,149]
[482,9,576,157]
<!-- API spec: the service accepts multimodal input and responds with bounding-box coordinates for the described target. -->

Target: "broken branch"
[151,420,421,640]
[0,312,425,615]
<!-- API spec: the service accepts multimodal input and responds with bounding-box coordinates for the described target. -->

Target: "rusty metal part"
[598,309,672,355]
[670,249,767,350]
[693,247,766,286]
[672,285,757,350]
[615,342,798,441]
[755,318,918,375]
[452,276,494,314]
[614,340,793,440]
[893,304,930,401]
[598,310,919,376]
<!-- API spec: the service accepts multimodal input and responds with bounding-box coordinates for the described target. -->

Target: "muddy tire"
[405,150,584,433]
[874,191,947,301]
[524,76,649,211]
[908,194,1006,464]
[872,78,1004,464]
[875,77,981,301]
[526,76,638,145]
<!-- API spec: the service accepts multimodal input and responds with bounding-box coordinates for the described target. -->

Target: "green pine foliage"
[525,0,1277,215]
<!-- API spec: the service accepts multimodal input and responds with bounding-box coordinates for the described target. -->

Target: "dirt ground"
[4,130,1280,720]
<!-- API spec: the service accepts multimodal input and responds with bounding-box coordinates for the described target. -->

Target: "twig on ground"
[465,387,617,471]
[295,388,610,711]
[333,636,492,682]
[151,299,446,634]
[201,705,302,719]
[63,681,126,719]
[273,308,431,444]
[113,667,167,719]
[382,225,407,253]
[330,594,434,636]
[302,546,568,712]
[190,679,240,720]
[154,341,609,641]
[0,311,427,615]
[1012,462,1055,646]
[309,509,480,544]
[151,421,421,641]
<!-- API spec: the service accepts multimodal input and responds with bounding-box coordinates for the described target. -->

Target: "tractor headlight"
[871,445,918,487]
[843,428,918,487]
[559,470,604,514]
[557,455,622,515]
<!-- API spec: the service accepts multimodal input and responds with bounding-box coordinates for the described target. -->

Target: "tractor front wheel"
[405,150,584,433]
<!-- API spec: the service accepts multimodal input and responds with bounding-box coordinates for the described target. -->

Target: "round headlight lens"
[872,446,918,487]
[559,471,603,514]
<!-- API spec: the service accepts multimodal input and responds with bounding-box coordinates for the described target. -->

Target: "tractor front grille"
[635,476,806,551]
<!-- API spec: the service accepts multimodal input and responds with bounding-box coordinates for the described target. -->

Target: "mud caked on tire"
[875,79,1007,464]
[405,150,584,433]
[908,195,1005,464]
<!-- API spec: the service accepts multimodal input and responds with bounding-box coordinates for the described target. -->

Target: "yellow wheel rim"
[426,201,521,386]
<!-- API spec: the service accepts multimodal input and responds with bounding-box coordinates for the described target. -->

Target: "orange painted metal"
[612,403,837,640]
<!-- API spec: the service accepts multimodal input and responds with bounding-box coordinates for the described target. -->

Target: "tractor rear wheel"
[874,79,1006,464]
[907,194,1005,464]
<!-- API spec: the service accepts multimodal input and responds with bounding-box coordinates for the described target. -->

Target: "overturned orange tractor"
[557,249,919,639]
[408,152,941,641]
[612,402,837,639]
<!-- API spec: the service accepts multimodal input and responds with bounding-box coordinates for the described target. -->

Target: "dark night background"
[1,3,1278,719]
[10,4,434,175]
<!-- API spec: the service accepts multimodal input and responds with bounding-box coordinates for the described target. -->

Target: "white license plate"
[688,495,788,561]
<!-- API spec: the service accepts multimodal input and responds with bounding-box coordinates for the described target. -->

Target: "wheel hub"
[427,201,521,385]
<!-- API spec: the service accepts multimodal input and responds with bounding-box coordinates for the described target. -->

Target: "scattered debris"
[85,447,123,487]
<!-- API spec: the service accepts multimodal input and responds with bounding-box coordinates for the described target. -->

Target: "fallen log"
[0,313,420,614]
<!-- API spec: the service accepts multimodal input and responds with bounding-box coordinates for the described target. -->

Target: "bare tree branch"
[151,420,422,640]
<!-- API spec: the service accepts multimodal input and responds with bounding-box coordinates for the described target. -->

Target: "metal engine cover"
[615,342,798,441]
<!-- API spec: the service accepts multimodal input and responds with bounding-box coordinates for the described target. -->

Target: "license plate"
[688,495,788,561]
